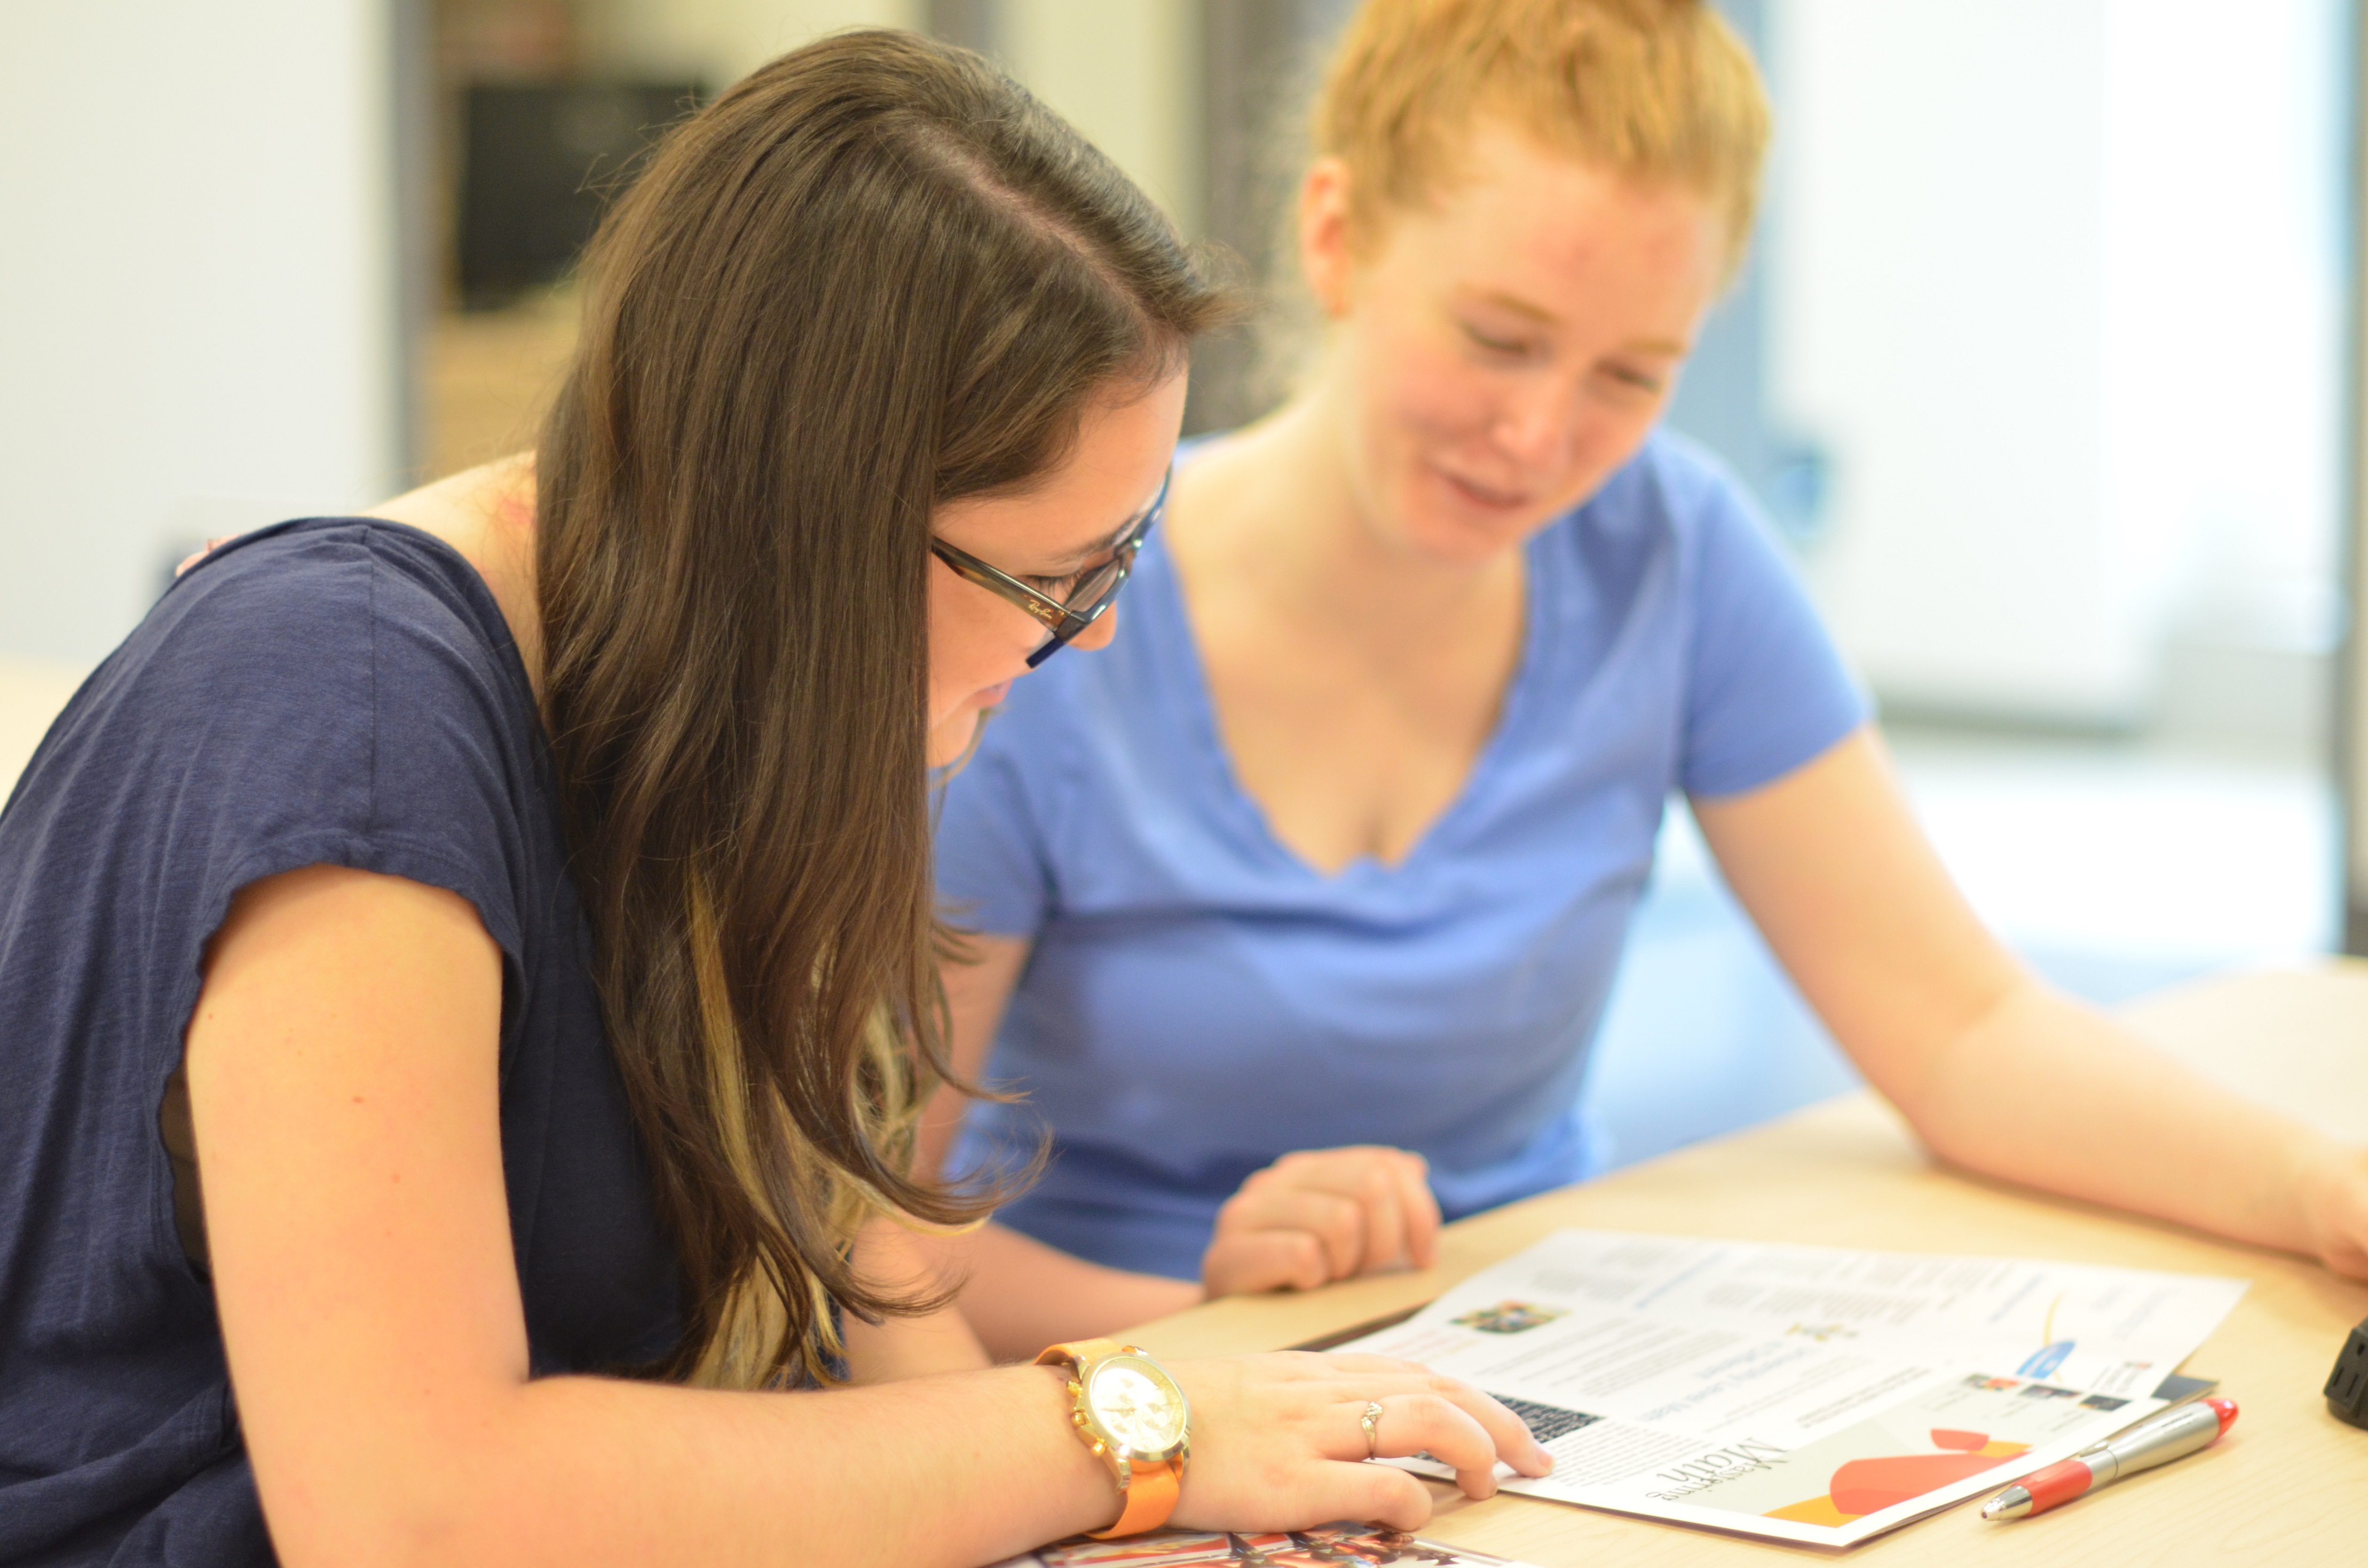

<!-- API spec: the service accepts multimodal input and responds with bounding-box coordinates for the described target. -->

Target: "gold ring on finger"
[1361,1399,1384,1460]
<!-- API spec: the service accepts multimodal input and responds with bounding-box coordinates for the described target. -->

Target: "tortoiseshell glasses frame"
[929,466,1171,668]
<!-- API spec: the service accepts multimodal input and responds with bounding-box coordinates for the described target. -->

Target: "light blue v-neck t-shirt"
[934,431,1867,1279]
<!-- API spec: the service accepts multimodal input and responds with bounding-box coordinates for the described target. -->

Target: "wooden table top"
[1123,965,2368,1565]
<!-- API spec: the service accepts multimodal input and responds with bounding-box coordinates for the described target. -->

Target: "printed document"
[1339,1230,2245,1546]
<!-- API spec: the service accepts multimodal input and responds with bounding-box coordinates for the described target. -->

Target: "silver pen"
[1981,1396,2237,1521]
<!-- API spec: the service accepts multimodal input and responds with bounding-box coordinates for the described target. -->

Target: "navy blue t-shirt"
[0,519,684,1564]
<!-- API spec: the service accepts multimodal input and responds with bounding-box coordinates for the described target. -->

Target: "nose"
[1490,377,1578,470]
[1070,606,1120,653]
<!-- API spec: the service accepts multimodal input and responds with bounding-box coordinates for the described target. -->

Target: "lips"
[1434,464,1530,511]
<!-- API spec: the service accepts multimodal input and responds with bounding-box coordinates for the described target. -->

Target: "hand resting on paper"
[1201,1146,1442,1297]
[1167,1351,1551,1531]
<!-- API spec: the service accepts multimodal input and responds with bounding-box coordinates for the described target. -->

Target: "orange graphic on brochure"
[1763,1428,2031,1526]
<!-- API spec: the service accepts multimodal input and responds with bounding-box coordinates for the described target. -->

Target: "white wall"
[0,1,403,666]
[1769,0,2347,725]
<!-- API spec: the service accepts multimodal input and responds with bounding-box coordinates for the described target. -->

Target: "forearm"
[842,1300,994,1384]
[268,1363,1109,1568]
[928,1222,1202,1361]
[1696,734,2364,1270]
[842,1217,992,1383]
[1899,977,2348,1256]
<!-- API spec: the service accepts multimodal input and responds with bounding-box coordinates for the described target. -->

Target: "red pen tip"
[2203,1397,2238,1437]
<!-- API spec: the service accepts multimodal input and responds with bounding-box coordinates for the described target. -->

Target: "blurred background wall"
[7,1,2346,735]
[0,1,407,670]
[0,0,2357,1166]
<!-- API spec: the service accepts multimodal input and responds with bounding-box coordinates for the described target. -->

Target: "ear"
[1296,156,1360,319]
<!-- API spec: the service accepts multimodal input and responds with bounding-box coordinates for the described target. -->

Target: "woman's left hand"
[1201,1146,1441,1297]
[2302,1143,2368,1281]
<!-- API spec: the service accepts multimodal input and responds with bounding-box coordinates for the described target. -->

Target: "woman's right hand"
[1166,1350,1552,1533]
[1201,1146,1442,1297]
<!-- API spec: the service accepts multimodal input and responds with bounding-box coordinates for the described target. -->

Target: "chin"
[1398,500,1542,564]
[1395,466,1559,561]
[925,710,991,771]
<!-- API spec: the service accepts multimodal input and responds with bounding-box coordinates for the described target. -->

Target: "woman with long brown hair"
[0,30,1545,1567]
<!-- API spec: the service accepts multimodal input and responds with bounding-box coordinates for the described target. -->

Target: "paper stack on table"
[1337,1230,2247,1547]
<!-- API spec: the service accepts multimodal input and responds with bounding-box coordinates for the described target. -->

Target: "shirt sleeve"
[1671,445,1871,798]
[933,694,1061,939]
[152,524,532,967]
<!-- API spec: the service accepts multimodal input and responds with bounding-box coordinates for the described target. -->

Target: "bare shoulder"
[1164,418,1288,555]
[364,453,534,541]
[359,454,545,686]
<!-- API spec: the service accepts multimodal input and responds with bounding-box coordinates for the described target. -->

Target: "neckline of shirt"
[1140,469,1561,888]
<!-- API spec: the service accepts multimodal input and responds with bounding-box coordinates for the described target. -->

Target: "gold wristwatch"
[1035,1338,1191,1538]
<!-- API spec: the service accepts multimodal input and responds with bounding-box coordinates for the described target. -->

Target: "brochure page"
[1338,1230,2245,1547]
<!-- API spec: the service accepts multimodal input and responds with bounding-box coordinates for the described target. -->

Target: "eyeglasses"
[929,466,1169,668]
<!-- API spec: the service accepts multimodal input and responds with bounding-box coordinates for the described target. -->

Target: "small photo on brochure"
[1449,1301,1566,1336]
[990,1523,1545,1567]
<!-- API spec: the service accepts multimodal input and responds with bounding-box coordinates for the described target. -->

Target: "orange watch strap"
[1036,1337,1121,1369]
[1037,1340,1185,1539]
[1093,1455,1182,1539]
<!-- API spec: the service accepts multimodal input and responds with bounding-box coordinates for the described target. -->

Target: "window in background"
[1771,0,2351,741]
[1597,0,2352,1168]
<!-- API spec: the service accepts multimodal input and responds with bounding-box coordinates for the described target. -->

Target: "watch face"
[1088,1356,1187,1454]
